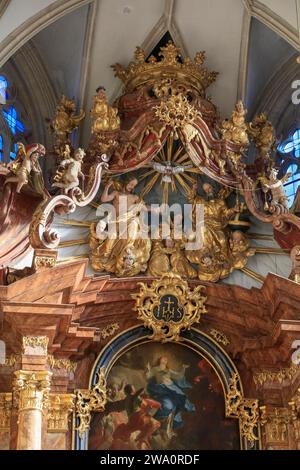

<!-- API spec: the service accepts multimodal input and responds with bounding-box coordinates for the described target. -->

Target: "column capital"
[13,370,52,412]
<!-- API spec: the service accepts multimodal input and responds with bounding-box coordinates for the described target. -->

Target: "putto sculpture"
[52,147,86,195]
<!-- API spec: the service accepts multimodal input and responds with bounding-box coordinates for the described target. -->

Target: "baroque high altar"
[0,41,300,451]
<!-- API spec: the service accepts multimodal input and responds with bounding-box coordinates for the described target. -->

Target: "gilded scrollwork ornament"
[30,154,110,251]
[154,94,200,140]
[132,272,206,342]
[22,335,49,355]
[98,323,120,340]
[75,367,107,438]
[254,363,299,387]
[210,328,230,346]
[225,373,259,448]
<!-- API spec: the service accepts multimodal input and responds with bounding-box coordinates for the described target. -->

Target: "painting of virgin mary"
[89,342,240,450]
[146,356,195,433]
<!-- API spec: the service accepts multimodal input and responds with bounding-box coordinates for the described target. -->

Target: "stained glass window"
[2,106,25,135]
[278,129,300,208]
[0,76,7,104]
[10,142,18,161]
[283,164,299,208]
[0,77,26,162]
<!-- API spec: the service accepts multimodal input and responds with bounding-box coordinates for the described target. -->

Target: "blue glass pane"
[10,143,18,160]
[0,76,7,103]
[2,106,25,135]
[284,163,300,207]
[278,128,300,156]
[283,142,294,153]
[0,135,3,161]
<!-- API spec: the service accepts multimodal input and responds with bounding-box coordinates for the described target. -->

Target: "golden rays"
[140,135,201,204]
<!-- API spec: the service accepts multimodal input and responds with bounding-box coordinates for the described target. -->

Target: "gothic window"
[0,74,26,162]
[278,129,300,207]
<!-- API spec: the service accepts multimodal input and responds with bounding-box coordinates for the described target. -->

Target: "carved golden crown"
[111,41,218,95]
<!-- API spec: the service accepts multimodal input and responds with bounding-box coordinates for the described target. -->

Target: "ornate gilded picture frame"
[73,326,261,451]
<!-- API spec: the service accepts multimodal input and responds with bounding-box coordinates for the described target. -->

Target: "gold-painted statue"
[221,101,249,173]
[90,176,151,277]
[147,227,197,279]
[51,95,85,155]
[221,101,249,147]
[248,113,275,158]
[91,86,120,134]
[186,182,254,281]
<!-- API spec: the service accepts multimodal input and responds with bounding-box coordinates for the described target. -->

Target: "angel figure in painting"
[258,167,290,213]
[145,356,195,437]
[90,175,151,277]
[4,143,47,197]
[52,147,85,194]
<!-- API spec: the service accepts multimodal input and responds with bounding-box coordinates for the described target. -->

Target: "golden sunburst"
[140,134,201,204]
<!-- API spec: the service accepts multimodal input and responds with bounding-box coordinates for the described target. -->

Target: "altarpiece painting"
[88,342,240,450]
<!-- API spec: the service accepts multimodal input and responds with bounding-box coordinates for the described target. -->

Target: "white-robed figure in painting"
[146,356,196,435]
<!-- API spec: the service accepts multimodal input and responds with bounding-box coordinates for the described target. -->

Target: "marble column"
[14,370,52,450]
[12,336,52,450]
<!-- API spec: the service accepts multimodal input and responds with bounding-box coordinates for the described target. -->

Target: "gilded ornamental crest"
[132,273,206,342]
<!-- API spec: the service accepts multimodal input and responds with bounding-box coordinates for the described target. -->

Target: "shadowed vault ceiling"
[2,0,295,145]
